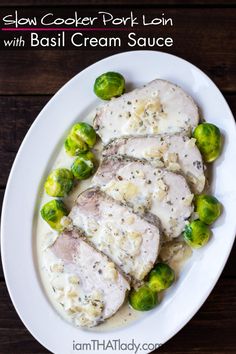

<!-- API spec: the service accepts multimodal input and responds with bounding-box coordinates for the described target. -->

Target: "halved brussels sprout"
[184,220,211,248]
[64,122,96,156]
[64,134,88,156]
[193,123,222,162]
[195,194,221,225]
[71,151,95,180]
[94,72,125,100]
[44,168,74,197]
[129,285,158,311]
[40,199,68,231]
[148,263,175,292]
[71,122,97,148]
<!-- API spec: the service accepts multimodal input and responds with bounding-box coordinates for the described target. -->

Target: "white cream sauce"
[95,79,199,144]
[36,114,192,331]
[36,139,143,329]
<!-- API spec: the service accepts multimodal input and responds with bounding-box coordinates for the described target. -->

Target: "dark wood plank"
[3,169,234,280]
[0,96,49,186]
[0,282,49,354]
[222,243,236,278]
[0,50,107,95]
[0,189,4,214]
[0,3,235,353]
[157,279,236,354]
[0,189,5,280]
[225,94,236,110]
[0,0,236,6]
[0,175,235,279]
[0,7,235,94]
[0,96,50,153]
[0,151,16,187]
[0,278,235,353]
[1,93,235,153]
[0,93,235,187]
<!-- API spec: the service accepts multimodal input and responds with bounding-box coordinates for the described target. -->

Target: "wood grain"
[0,1,235,353]
[0,7,235,94]
[0,93,235,278]
[0,94,235,154]
[1,0,236,6]
[0,96,49,186]
[0,96,50,153]
[0,281,49,354]
[0,189,4,218]
[0,151,16,187]
[159,280,236,354]
[0,94,235,186]
[0,278,235,354]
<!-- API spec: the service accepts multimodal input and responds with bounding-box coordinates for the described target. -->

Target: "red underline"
[1,27,131,31]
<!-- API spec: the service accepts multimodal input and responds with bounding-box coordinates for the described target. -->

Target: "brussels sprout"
[193,123,222,162]
[71,151,95,180]
[195,194,221,225]
[44,168,74,197]
[129,285,158,311]
[94,72,125,100]
[71,122,97,148]
[64,122,96,156]
[183,220,211,248]
[148,263,175,292]
[40,199,68,231]
[64,134,88,156]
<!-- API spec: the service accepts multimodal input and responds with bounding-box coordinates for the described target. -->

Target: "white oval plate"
[1,51,236,354]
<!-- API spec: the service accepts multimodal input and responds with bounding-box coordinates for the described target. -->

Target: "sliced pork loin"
[68,188,161,282]
[45,229,129,327]
[94,79,199,144]
[102,134,205,193]
[93,156,193,239]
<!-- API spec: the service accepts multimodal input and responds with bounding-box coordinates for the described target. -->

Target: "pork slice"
[93,156,193,239]
[68,188,161,282]
[94,79,199,144]
[102,134,205,193]
[46,229,129,327]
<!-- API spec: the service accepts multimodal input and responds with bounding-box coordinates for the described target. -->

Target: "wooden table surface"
[0,1,236,353]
